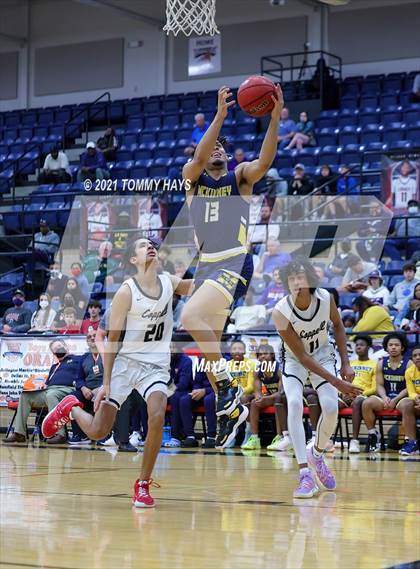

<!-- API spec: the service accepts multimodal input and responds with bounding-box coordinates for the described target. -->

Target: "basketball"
[237,75,277,117]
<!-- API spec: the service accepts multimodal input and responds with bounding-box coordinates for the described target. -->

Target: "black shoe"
[181,436,199,448]
[216,380,243,417]
[202,437,216,449]
[365,432,379,453]
[118,442,138,452]
[215,404,249,450]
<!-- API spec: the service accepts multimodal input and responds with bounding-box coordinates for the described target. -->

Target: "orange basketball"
[237,75,277,117]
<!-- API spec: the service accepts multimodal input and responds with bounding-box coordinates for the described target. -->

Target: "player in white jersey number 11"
[273,258,362,499]
[42,237,194,508]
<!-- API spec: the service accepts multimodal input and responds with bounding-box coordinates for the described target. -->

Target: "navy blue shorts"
[193,253,254,304]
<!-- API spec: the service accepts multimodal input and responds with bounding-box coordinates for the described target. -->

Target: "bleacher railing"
[63,91,111,150]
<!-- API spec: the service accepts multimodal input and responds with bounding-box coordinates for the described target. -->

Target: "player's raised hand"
[270,84,284,122]
[216,86,235,120]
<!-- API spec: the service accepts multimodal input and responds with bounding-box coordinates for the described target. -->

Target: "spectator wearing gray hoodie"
[387,263,420,311]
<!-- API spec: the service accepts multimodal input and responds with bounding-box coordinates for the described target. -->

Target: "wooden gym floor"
[0,443,419,569]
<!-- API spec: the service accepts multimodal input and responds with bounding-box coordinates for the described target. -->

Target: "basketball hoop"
[163,0,219,37]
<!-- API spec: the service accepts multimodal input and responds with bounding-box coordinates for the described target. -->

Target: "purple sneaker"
[307,447,336,491]
[293,469,319,499]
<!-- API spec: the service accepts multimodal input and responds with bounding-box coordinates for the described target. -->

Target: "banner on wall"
[382,151,420,213]
[0,336,87,406]
[188,35,221,77]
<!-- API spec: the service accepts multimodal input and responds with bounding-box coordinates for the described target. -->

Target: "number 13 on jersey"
[204,201,219,223]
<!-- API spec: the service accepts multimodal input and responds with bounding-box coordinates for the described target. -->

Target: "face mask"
[51,299,61,312]
[344,327,353,334]
[54,349,67,359]
[39,300,49,309]
[50,269,60,279]
[408,207,419,214]
[13,297,24,307]
[71,268,81,277]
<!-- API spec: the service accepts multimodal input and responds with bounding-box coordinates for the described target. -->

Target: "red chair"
[165,403,207,439]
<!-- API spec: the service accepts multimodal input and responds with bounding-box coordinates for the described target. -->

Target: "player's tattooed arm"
[182,86,234,185]
[329,297,355,383]
[170,275,195,296]
[272,308,363,397]
[236,84,283,192]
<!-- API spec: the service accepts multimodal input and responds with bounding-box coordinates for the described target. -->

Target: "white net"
[163,0,219,37]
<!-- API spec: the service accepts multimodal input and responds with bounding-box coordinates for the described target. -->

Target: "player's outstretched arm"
[236,84,283,190]
[329,297,355,383]
[170,275,195,296]
[182,86,235,185]
[272,308,363,396]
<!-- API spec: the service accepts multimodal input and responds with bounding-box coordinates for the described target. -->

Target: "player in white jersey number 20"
[273,258,362,499]
[42,237,194,508]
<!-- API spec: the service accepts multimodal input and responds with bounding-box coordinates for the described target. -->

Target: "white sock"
[300,467,310,475]
[368,428,377,434]
[245,423,252,435]
[282,431,289,437]
[313,447,323,459]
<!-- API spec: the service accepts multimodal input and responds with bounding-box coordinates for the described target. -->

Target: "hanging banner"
[382,151,420,213]
[188,35,221,77]
[0,336,88,406]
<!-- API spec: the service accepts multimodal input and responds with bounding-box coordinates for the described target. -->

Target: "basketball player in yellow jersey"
[181,85,283,449]
[398,345,420,455]
[340,335,377,454]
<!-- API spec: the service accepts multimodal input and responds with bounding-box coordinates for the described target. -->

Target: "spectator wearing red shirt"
[80,300,102,335]
[57,308,81,335]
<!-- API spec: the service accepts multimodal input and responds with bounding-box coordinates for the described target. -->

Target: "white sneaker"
[349,439,360,454]
[306,436,315,450]
[98,434,117,447]
[268,434,292,451]
[129,431,143,447]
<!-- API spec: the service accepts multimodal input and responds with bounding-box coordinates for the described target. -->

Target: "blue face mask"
[345,327,353,334]
[13,297,24,307]
[51,299,61,312]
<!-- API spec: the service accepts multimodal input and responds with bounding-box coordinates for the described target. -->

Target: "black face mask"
[54,349,67,359]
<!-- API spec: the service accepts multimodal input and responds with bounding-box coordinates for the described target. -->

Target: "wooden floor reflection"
[0,443,419,569]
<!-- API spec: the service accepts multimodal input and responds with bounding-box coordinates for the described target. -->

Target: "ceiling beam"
[72,0,164,28]
[0,31,27,46]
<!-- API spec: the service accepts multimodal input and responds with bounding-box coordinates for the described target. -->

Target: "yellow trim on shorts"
[199,246,247,263]
[204,278,234,304]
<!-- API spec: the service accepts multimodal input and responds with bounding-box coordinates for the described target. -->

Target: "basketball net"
[163,0,219,37]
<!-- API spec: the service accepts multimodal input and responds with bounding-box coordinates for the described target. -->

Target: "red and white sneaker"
[41,395,83,439]
[132,479,160,508]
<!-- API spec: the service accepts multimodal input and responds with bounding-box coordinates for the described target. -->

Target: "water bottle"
[162,425,171,444]
[33,426,41,445]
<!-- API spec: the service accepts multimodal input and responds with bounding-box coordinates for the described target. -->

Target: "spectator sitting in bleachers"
[254,238,292,280]
[284,111,316,150]
[327,241,352,278]
[137,198,162,239]
[398,345,420,455]
[362,332,412,452]
[80,300,101,335]
[324,165,359,219]
[3,339,78,444]
[265,167,288,199]
[314,165,337,195]
[394,283,420,332]
[63,278,86,313]
[256,267,286,323]
[287,163,314,197]
[27,219,60,282]
[97,127,118,162]
[313,265,330,288]
[46,262,69,302]
[184,113,209,156]
[158,245,175,274]
[340,335,377,454]
[248,203,279,245]
[164,348,193,447]
[38,146,71,184]
[342,313,356,334]
[339,254,377,293]
[351,296,394,339]
[337,165,359,195]
[277,107,296,149]
[70,262,90,299]
[77,141,109,183]
[56,308,81,335]
[174,259,193,281]
[355,200,389,263]
[383,200,420,260]
[112,211,131,254]
[228,339,256,403]
[386,262,419,311]
[362,271,390,306]
[227,288,266,333]
[53,293,84,329]
[29,293,56,333]
[228,148,246,172]
[68,331,103,444]
[410,72,420,103]
[0,289,32,335]
[83,241,118,286]
[241,343,284,451]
